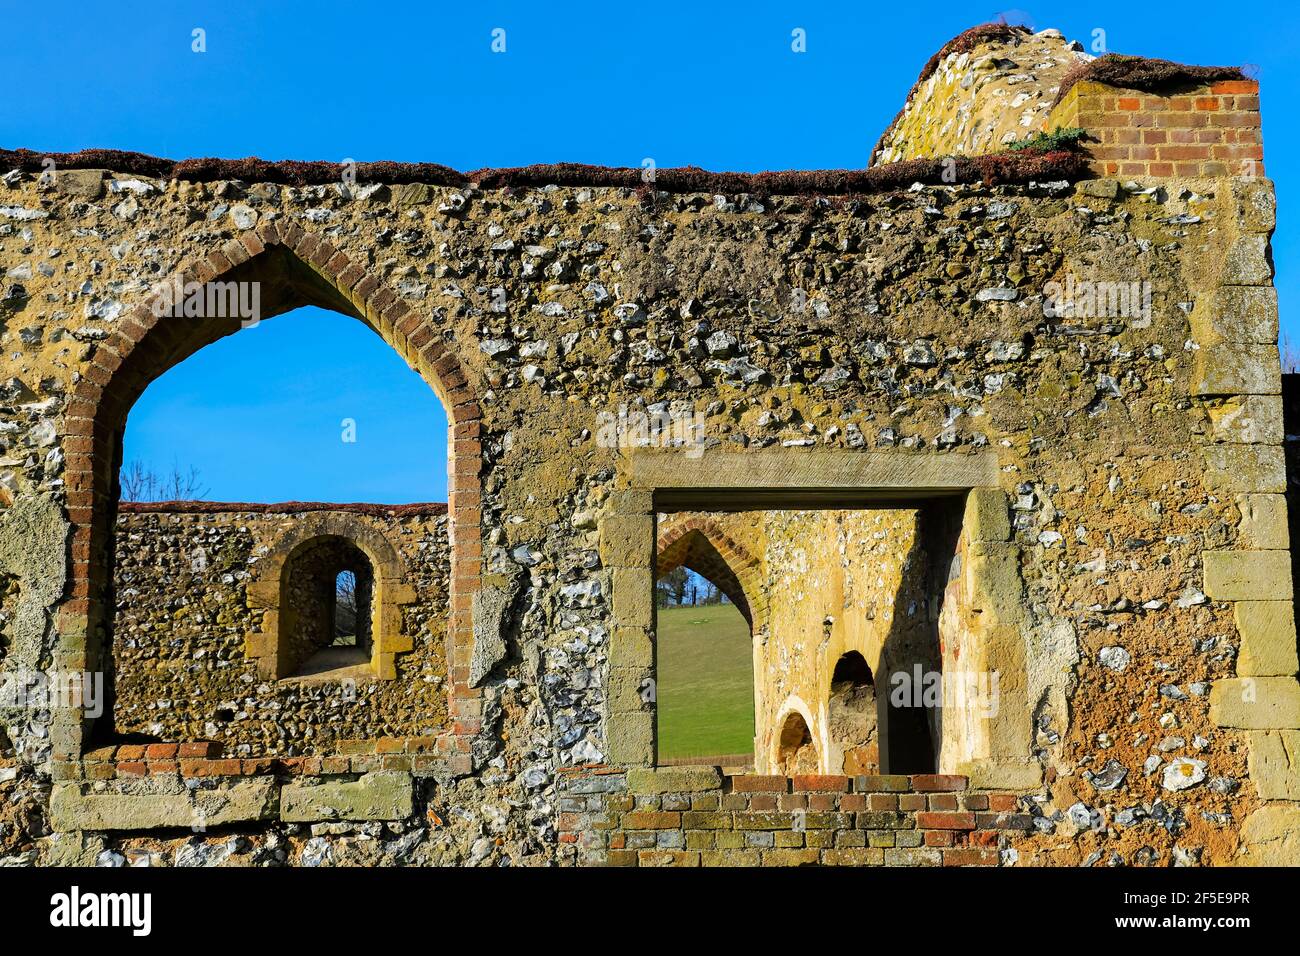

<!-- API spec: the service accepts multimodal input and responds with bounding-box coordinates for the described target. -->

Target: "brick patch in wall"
[557,769,1030,867]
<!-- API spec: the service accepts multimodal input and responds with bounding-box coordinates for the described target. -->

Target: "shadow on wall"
[875,501,963,776]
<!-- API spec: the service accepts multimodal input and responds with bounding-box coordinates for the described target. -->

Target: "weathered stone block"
[605,488,655,515]
[684,828,716,849]
[55,168,106,200]
[714,830,745,849]
[1193,343,1281,396]
[606,666,651,711]
[637,849,699,867]
[1232,177,1277,234]
[964,542,1026,627]
[627,766,721,793]
[954,758,1043,791]
[51,778,277,831]
[883,846,942,867]
[781,825,814,846]
[392,182,432,207]
[612,567,654,629]
[1201,445,1286,494]
[1192,285,1278,344]
[1206,395,1283,445]
[609,626,653,668]
[246,579,279,608]
[1210,677,1300,729]
[599,514,654,568]
[627,449,999,495]
[1203,550,1292,601]
[470,567,522,686]
[621,810,681,829]
[681,810,730,829]
[1077,179,1120,199]
[762,848,819,866]
[280,772,413,822]
[560,772,627,796]
[822,847,885,866]
[855,810,910,829]
[1246,731,1300,800]
[701,848,761,866]
[1237,494,1290,550]
[1235,601,1300,676]
[964,488,1010,542]
[1219,233,1273,285]
[1234,805,1300,866]
[604,712,653,766]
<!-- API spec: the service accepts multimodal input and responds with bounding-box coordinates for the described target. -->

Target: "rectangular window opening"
[650,495,971,777]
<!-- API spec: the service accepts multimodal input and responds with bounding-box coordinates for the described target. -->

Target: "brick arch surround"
[654,516,766,632]
[56,221,483,765]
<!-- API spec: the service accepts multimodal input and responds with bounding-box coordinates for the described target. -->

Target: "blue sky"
[122,309,446,503]
[4,1,1296,502]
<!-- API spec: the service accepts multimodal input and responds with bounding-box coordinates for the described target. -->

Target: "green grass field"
[655,603,755,759]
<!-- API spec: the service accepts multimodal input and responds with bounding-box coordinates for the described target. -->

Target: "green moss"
[1007,126,1087,152]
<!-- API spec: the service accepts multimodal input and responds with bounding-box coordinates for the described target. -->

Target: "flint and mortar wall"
[872,25,1090,164]
[111,503,450,755]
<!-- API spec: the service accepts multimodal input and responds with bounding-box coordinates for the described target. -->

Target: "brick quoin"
[1051,77,1265,177]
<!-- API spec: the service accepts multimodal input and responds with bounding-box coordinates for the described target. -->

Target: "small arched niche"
[828,651,879,775]
[280,537,376,677]
[244,512,417,681]
[776,710,819,775]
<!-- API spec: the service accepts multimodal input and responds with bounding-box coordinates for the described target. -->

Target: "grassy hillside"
[655,603,755,759]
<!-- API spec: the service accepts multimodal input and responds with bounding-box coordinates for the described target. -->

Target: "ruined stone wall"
[872,26,1090,164]
[0,24,1293,867]
[111,504,449,756]
[0,166,1280,866]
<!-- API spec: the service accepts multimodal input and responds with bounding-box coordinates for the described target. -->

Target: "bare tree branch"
[1283,334,1300,374]
[119,461,208,502]
[334,571,358,640]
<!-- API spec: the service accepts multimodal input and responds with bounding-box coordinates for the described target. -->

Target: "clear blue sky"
[5,1,1297,502]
